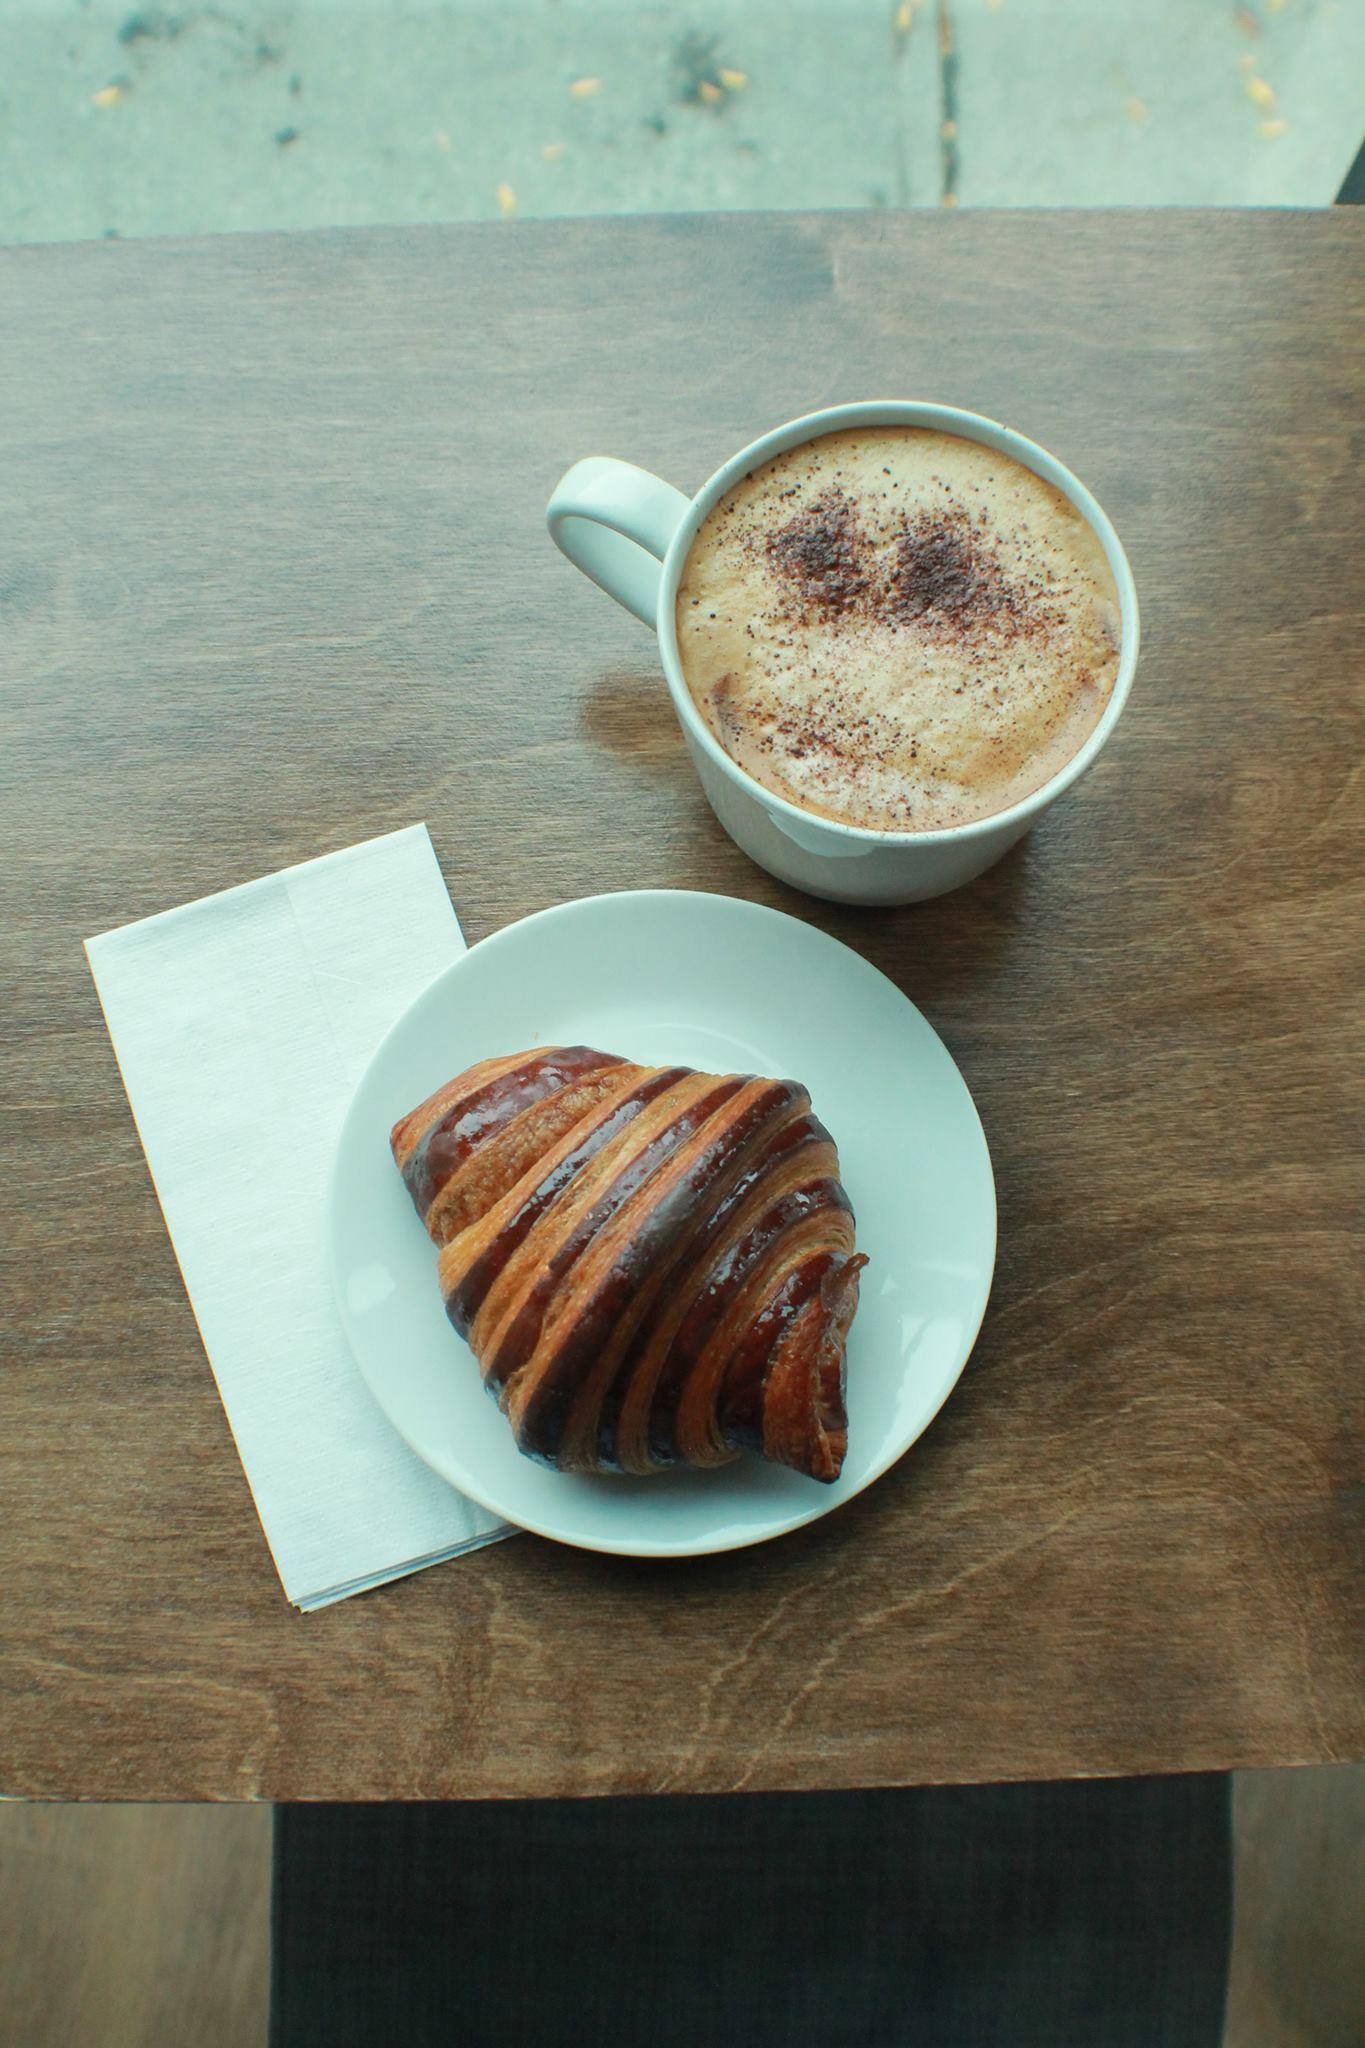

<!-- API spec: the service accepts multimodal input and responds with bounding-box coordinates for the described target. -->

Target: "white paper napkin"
[85,824,513,1609]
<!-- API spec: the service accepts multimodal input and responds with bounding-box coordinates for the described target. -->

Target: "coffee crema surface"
[675,426,1122,832]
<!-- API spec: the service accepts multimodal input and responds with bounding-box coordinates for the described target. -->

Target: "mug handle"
[547,458,692,629]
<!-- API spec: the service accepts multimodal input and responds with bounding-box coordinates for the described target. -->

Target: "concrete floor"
[1,1,1363,246]
[2,1772,1363,2045]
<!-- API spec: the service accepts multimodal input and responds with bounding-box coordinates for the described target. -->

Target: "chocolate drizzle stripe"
[526,1079,806,1468]
[716,1252,838,1452]
[760,1254,865,1478]
[587,1089,814,1470]
[443,1068,684,1341]
[402,1046,620,1216]
[484,1074,746,1399]
[396,1042,865,1484]
[425,1066,639,1251]
[649,1173,850,1465]
[672,1204,854,1463]
[608,1114,832,1473]
[390,1052,526,1169]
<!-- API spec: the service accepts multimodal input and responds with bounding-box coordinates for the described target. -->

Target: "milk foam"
[676,427,1122,832]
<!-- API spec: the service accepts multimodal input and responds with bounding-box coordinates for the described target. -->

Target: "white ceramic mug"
[547,401,1139,905]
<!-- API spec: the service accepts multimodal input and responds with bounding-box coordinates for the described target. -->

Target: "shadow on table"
[579,656,1045,999]
[580,665,695,785]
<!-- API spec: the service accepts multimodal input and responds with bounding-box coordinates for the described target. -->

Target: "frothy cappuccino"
[676,426,1122,833]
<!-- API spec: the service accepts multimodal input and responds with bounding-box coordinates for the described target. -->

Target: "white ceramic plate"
[327,891,995,1557]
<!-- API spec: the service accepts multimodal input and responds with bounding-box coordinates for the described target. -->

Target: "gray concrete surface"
[2,1771,1364,2046]
[0,1,1362,246]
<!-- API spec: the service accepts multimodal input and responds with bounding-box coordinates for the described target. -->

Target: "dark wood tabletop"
[1,209,1360,1802]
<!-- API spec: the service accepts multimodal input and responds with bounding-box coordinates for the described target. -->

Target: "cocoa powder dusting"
[766,491,870,618]
[676,425,1122,834]
[765,491,1054,642]
[762,690,901,782]
[891,510,1021,633]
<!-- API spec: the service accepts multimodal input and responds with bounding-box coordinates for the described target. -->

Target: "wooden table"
[1,211,1360,1802]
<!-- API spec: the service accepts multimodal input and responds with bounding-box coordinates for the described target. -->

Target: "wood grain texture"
[0,211,1360,1801]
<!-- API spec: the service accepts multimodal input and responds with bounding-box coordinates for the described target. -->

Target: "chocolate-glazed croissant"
[391,1047,866,1483]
